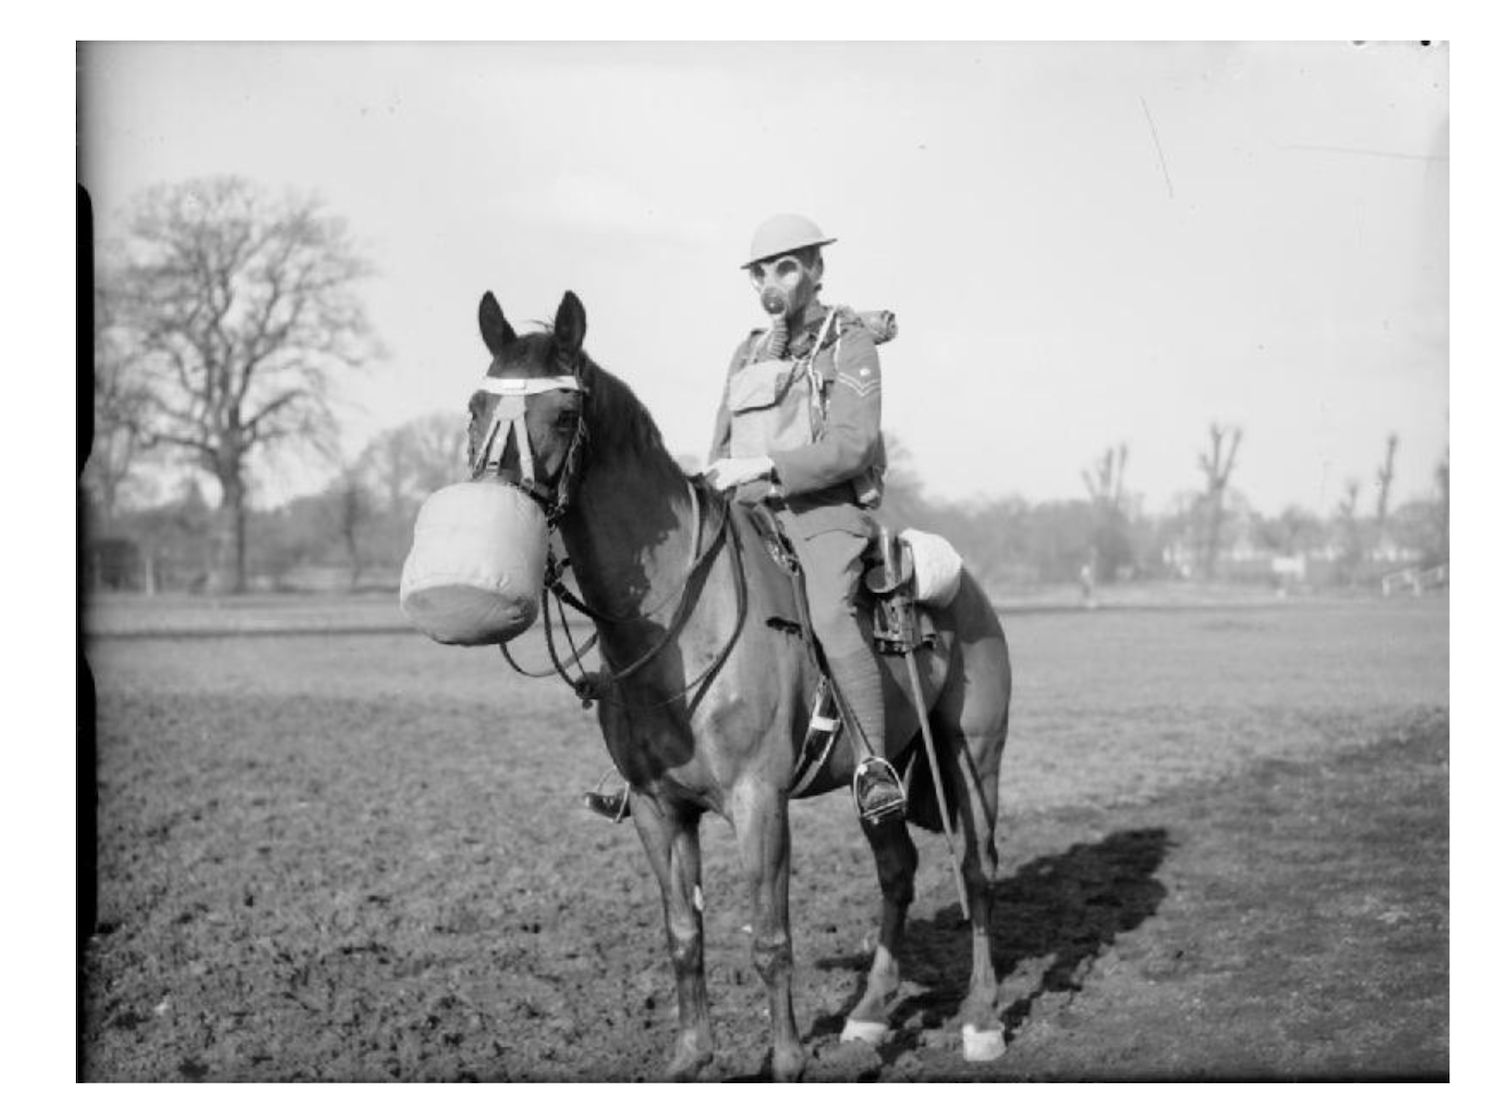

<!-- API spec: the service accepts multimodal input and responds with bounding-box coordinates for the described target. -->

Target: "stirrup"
[583,772,631,823]
[853,757,906,824]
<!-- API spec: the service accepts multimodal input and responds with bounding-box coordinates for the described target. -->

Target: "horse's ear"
[479,291,517,356]
[554,290,587,362]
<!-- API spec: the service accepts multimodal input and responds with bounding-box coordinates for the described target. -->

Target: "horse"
[463,289,1013,1081]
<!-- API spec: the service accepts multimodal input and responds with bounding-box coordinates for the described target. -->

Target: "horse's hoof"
[840,1017,890,1045]
[664,1045,714,1081]
[665,1057,712,1082]
[772,1050,808,1082]
[961,1022,1006,1061]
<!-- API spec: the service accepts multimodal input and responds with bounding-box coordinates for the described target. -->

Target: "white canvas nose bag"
[400,479,550,646]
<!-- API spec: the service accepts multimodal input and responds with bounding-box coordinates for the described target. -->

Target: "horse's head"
[467,290,590,520]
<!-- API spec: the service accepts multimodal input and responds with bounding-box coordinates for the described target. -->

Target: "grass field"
[80,593,1448,1081]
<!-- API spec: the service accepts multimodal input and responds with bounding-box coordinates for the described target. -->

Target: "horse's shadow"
[809,827,1173,1056]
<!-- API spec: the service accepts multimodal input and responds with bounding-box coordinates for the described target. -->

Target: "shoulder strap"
[811,306,841,352]
[801,307,842,402]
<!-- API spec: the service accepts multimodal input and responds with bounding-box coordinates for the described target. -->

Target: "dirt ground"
[79,596,1448,1081]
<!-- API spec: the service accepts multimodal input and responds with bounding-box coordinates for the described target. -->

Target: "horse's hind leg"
[950,724,1008,1061]
[840,815,917,1045]
[730,780,806,1082]
[630,793,714,1081]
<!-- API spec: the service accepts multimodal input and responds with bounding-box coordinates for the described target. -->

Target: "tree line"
[81,177,1449,596]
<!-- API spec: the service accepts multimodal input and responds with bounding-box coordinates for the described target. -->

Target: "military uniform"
[709,300,896,810]
[587,217,903,824]
[709,301,885,529]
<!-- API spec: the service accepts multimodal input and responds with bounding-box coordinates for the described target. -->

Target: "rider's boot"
[828,649,905,824]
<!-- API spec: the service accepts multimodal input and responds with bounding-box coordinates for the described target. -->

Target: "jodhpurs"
[795,526,887,758]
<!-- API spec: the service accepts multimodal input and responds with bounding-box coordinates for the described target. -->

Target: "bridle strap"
[474,371,744,711]
[542,483,705,626]
[499,480,747,712]
[474,375,581,396]
[473,374,586,517]
[557,489,746,712]
[478,394,538,486]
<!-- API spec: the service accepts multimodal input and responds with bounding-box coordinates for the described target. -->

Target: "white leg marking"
[962,1022,1007,1061]
[840,1017,891,1044]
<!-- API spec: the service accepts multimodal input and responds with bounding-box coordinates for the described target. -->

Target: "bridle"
[468,368,746,712]
[468,373,589,526]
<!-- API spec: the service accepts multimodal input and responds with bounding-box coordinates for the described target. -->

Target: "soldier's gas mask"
[748,249,823,358]
[750,250,821,318]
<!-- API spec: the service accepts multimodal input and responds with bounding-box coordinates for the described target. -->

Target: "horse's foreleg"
[841,816,917,1045]
[732,782,806,1082]
[952,730,1007,1061]
[630,794,714,1081]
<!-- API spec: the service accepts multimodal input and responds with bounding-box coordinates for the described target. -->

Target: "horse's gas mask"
[466,375,587,514]
[401,290,594,648]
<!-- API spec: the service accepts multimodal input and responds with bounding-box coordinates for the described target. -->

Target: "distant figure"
[1080,559,1097,609]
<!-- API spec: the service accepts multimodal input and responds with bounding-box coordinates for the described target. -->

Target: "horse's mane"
[578,356,690,485]
[512,317,683,487]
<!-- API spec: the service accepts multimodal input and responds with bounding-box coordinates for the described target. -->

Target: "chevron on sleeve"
[836,368,881,398]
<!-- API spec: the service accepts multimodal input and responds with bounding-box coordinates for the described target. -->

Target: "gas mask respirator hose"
[759,286,789,359]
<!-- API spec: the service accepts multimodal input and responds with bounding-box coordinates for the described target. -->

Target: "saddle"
[744,503,931,653]
[743,504,944,798]
[582,498,963,821]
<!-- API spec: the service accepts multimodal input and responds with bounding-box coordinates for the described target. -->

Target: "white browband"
[474,376,582,396]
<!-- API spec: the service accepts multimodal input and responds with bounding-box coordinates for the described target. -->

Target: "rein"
[503,480,745,711]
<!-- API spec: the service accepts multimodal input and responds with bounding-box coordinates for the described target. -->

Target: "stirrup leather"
[852,757,906,823]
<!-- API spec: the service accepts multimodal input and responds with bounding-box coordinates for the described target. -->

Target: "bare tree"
[1081,442,1133,581]
[334,466,371,588]
[1196,423,1242,580]
[82,285,155,531]
[1434,447,1449,565]
[1373,433,1398,544]
[100,176,380,592]
[1081,442,1129,507]
[356,412,468,514]
[1335,478,1364,581]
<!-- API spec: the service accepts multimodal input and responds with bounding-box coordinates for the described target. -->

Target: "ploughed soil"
[79,598,1448,1081]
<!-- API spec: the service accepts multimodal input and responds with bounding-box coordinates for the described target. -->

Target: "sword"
[879,528,970,922]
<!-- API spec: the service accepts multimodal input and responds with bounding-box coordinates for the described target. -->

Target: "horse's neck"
[559,455,697,626]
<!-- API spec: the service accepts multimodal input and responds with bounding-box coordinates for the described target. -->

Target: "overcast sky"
[78,39,1448,517]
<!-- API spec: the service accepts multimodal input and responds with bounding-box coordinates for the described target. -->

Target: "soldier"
[702,214,905,824]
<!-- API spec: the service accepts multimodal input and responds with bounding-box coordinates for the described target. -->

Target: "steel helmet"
[741,214,836,269]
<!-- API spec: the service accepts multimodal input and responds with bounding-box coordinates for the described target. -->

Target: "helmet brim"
[740,237,837,270]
